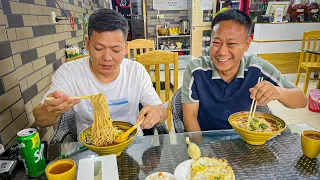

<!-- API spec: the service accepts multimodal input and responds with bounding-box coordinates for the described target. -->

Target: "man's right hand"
[44,91,80,114]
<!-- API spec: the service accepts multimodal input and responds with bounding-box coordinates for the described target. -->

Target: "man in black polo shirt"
[181,10,307,132]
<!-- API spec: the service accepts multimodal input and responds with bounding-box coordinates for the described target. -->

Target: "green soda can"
[17,128,46,177]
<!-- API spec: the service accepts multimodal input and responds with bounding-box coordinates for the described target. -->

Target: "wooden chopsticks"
[45,95,91,101]
[248,77,264,119]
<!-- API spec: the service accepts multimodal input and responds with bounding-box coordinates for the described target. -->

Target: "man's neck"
[217,66,240,84]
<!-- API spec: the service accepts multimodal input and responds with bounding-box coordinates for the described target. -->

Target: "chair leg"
[295,67,301,86]
[317,79,320,89]
[303,69,311,94]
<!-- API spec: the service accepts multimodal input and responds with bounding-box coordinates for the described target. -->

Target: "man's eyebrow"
[93,42,105,46]
[93,42,121,48]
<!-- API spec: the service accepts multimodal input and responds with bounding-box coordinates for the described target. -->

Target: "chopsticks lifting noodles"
[248,77,264,119]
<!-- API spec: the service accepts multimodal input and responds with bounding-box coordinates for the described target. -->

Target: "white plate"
[145,172,176,180]
[174,159,194,180]
[174,159,235,180]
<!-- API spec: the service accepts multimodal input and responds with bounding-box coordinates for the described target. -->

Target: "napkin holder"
[77,154,119,180]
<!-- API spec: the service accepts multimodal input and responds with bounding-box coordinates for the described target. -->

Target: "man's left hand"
[137,104,163,129]
[249,81,283,106]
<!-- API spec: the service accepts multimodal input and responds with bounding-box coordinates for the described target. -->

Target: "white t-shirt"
[42,57,162,136]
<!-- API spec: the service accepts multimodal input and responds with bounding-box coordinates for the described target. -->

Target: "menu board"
[153,0,188,10]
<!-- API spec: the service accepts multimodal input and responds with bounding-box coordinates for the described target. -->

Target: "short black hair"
[211,9,252,36]
[88,9,128,40]
[224,0,232,7]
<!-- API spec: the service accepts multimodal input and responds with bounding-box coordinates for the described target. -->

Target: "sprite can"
[17,128,46,177]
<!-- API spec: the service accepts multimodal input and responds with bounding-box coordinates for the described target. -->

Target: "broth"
[305,134,320,140]
[49,164,73,174]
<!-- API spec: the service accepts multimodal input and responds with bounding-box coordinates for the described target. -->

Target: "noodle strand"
[90,93,117,146]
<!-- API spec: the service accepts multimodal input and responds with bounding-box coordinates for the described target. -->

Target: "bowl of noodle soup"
[78,93,138,156]
[79,121,138,156]
[228,111,286,145]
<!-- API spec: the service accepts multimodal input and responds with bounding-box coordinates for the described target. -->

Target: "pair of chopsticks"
[46,95,91,101]
[248,77,264,119]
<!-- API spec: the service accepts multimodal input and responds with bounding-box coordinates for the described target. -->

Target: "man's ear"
[85,35,89,51]
[244,37,252,52]
[125,42,128,55]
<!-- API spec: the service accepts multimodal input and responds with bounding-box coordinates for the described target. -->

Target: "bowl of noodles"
[228,112,286,145]
[78,93,138,156]
[79,121,137,157]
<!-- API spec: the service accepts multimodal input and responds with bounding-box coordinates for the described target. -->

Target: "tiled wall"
[146,0,188,39]
[0,0,106,150]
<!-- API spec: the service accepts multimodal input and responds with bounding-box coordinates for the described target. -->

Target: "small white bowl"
[145,172,176,180]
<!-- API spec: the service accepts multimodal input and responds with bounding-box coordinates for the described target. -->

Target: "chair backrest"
[136,50,179,102]
[171,88,185,133]
[136,50,178,132]
[300,30,320,63]
[127,39,155,60]
[50,108,77,143]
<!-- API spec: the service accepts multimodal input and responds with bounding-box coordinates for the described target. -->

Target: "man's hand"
[137,104,164,129]
[44,91,80,114]
[249,81,283,106]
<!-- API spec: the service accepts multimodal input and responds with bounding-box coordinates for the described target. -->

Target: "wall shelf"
[157,34,190,38]
[166,49,190,52]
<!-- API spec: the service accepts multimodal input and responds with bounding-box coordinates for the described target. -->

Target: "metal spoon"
[186,137,201,160]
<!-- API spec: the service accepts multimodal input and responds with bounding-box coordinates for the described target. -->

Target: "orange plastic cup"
[45,159,76,180]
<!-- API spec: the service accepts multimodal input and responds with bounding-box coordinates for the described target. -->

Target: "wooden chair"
[127,39,154,60]
[295,30,320,94]
[136,50,179,132]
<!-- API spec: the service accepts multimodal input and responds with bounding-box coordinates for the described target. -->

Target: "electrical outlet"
[51,11,57,24]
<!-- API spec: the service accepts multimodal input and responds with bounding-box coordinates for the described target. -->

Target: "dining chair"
[127,39,154,60]
[50,108,77,144]
[127,39,158,82]
[295,30,320,94]
[136,50,179,132]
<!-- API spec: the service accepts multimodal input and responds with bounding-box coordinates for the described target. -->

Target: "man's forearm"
[278,87,307,109]
[184,117,201,132]
[33,104,61,127]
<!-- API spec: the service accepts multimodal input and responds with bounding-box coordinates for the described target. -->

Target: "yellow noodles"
[90,93,117,146]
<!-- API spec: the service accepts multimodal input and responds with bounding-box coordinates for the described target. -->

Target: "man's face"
[210,20,251,74]
[85,30,127,77]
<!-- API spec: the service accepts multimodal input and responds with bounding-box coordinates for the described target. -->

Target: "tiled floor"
[174,70,320,130]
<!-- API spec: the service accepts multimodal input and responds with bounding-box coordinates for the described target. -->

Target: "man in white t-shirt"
[33,9,167,136]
